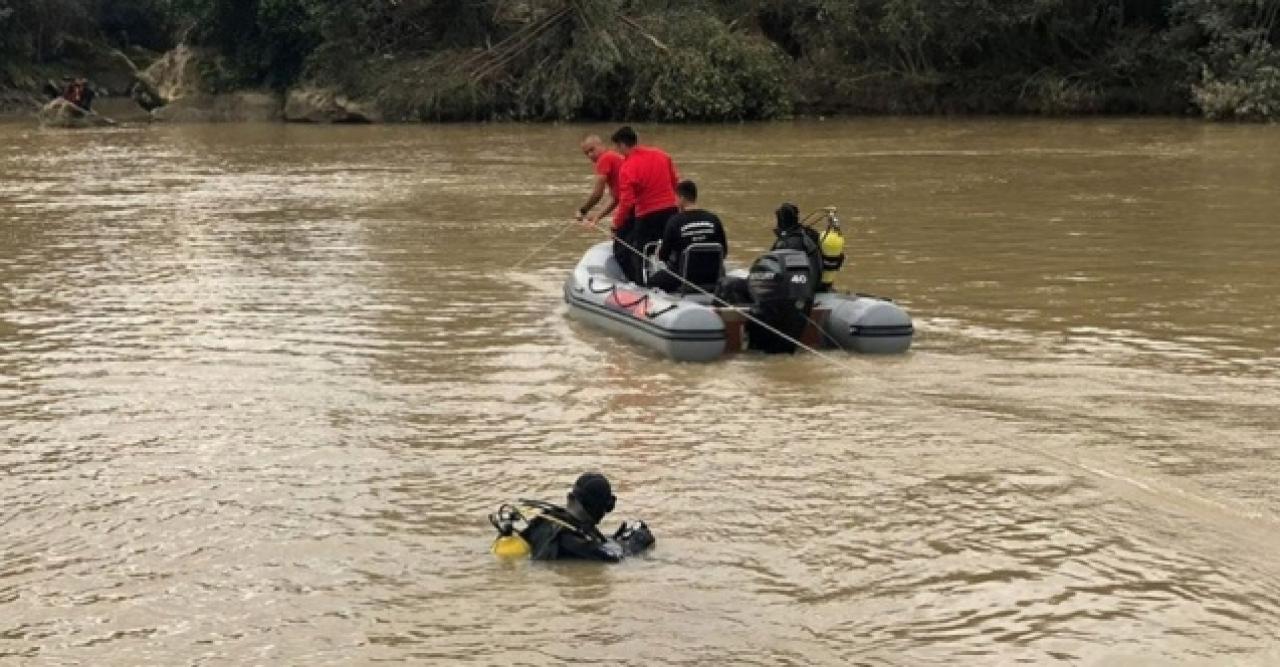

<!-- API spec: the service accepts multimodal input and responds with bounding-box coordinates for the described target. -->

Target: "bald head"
[581,135,606,162]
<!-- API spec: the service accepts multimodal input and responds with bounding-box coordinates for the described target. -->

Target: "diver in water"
[489,472,655,562]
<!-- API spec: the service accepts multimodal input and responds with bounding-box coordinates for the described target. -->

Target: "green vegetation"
[4,0,1280,120]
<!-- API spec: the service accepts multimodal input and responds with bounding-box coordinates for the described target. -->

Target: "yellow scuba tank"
[818,212,846,289]
[489,503,533,559]
[492,534,531,558]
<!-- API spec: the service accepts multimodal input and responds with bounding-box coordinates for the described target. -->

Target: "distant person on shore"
[61,79,85,108]
[610,126,680,283]
[79,79,96,111]
[649,180,727,292]
[59,78,94,112]
[489,472,655,561]
[576,135,623,226]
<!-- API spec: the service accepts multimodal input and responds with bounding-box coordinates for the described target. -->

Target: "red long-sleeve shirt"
[612,145,679,230]
[595,150,623,200]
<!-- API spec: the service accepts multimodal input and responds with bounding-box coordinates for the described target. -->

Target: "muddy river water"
[1,119,1278,664]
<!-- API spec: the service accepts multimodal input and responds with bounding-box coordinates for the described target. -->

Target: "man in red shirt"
[576,135,623,225]
[609,126,679,283]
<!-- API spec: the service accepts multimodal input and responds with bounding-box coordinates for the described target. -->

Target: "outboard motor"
[746,249,816,353]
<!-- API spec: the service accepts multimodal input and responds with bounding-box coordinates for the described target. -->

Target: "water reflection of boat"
[563,241,914,362]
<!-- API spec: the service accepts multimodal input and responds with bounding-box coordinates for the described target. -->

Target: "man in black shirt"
[649,180,728,292]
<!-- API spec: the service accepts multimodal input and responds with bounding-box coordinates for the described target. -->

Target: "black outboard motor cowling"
[746,249,816,353]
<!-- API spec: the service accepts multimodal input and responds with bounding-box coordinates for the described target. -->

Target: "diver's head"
[676,180,698,212]
[774,203,800,235]
[567,472,616,524]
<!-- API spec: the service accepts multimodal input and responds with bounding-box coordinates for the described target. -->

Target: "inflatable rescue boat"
[563,239,914,362]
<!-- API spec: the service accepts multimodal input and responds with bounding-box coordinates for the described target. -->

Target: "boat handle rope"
[644,303,677,318]
[586,276,615,294]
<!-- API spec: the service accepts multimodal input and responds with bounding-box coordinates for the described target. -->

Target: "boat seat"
[677,243,725,296]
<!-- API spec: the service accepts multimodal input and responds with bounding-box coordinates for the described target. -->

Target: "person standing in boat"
[575,135,623,226]
[649,180,728,292]
[608,126,680,283]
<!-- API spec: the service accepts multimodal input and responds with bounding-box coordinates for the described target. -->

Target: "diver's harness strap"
[490,499,597,541]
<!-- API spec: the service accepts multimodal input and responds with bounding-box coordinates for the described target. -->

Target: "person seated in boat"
[489,472,655,562]
[648,180,728,293]
[771,203,823,289]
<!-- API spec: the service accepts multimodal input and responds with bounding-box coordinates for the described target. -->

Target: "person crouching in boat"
[610,126,680,284]
[489,473,655,561]
[771,203,824,289]
[648,179,728,293]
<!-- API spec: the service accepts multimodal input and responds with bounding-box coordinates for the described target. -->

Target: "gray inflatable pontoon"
[564,241,913,362]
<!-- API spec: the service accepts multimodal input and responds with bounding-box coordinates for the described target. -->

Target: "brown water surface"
[2,119,1279,664]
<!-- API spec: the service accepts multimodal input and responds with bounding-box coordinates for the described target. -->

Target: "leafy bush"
[1174,0,1280,120]
[1193,47,1280,119]
[622,11,791,121]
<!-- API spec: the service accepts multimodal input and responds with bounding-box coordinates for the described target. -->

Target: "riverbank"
[5,1,1279,124]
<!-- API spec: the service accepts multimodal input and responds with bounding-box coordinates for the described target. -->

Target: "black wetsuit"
[772,226,823,289]
[519,502,653,561]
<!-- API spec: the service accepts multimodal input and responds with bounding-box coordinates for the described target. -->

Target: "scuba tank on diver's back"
[487,473,655,562]
[490,504,532,558]
[816,206,846,292]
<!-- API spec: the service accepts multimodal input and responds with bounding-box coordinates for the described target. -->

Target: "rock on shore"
[150,92,284,123]
[284,88,381,123]
[138,47,284,123]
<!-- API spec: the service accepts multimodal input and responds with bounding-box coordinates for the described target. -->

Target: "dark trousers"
[613,207,677,284]
[613,218,638,282]
[648,266,682,293]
